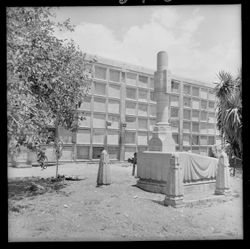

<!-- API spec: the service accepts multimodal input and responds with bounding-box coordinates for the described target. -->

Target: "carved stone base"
[215,188,231,196]
[148,123,176,152]
[137,179,167,194]
[164,195,185,208]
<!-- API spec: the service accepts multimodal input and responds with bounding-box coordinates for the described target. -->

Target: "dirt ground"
[8,162,243,241]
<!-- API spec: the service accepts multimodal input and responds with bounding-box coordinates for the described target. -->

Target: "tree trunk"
[55,121,59,178]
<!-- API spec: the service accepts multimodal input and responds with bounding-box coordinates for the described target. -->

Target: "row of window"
[58,139,219,162]
[170,107,216,122]
[59,126,218,147]
[171,80,216,100]
[79,113,217,135]
[95,65,154,88]
[92,81,156,101]
[95,66,216,101]
[80,98,157,116]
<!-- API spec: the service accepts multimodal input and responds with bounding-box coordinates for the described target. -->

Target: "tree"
[214,70,242,160]
[7,7,95,176]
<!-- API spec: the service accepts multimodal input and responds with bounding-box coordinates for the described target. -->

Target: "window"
[200,136,207,145]
[126,102,137,115]
[108,100,120,114]
[192,122,199,133]
[200,111,207,121]
[192,99,200,109]
[208,123,215,134]
[93,147,104,159]
[183,84,191,95]
[208,89,216,100]
[121,72,125,83]
[126,88,136,99]
[107,146,119,160]
[95,66,106,80]
[92,129,105,144]
[108,84,120,98]
[76,146,89,159]
[170,95,179,107]
[192,135,199,145]
[138,89,148,101]
[94,82,106,96]
[149,119,156,131]
[208,113,216,123]
[76,129,91,144]
[93,98,106,112]
[208,101,215,110]
[172,134,179,145]
[183,134,191,146]
[170,107,179,118]
[171,81,180,93]
[192,86,199,97]
[109,69,120,82]
[127,72,137,86]
[183,97,191,108]
[125,131,136,144]
[183,109,191,120]
[208,136,215,145]
[200,122,207,133]
[93,114,106,128]
[138,75,148,87]
[126,116,137,130]
[201,100,207,110]
[183,121,191,133]
[107,130,119,145]
[150,78,154,88]
[108,115,119,129]
[150,91,155,102]
[138,118,147,130]
[170,120,179,133]
[192,110,199,121]
[200,88,208,99]
[138,131,147,145]
[138,104,147,116]
[149,105,156,116]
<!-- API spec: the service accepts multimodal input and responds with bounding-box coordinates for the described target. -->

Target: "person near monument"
[96,148,111,187]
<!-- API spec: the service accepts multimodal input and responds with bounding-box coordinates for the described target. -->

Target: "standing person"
[132,152,137,177]
[96,149,111,187]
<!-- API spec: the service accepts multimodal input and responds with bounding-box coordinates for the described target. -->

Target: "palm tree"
[214,69,242,160]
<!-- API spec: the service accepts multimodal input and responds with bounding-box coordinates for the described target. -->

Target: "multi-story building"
[54,53,221,162]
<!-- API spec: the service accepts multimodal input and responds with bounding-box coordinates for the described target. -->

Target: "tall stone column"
[215,151,231,195]
[148,51,176,152]
[164,153,184,207]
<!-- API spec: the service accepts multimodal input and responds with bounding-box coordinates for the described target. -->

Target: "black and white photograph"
[7,3,243,241]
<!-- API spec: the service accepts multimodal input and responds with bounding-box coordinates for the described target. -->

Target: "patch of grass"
[8,176,68,201]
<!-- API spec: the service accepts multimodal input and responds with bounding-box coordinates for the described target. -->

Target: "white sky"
[52,5,241,83]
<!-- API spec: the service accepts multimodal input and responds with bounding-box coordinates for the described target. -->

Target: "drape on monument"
[179,153,218,183]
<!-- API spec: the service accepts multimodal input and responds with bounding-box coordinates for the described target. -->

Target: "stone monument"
[148,51,176,152]
[136,51,176,195]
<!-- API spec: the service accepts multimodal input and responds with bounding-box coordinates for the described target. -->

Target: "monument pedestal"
[215,151,231,195]
[148,122,176,152]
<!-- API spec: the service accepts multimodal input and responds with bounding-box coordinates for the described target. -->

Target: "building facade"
[52,53,220,162]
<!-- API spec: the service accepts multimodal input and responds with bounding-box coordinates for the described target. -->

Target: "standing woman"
[96,149,111,186]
